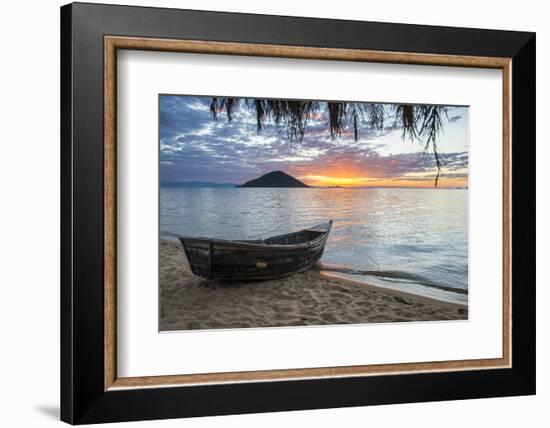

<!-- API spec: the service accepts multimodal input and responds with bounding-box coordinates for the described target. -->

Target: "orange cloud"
[297,173,467,188]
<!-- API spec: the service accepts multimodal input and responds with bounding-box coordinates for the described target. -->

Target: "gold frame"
[104,35,512,391]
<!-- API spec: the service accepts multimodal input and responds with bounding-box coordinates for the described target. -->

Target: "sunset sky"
[159,95,468,188]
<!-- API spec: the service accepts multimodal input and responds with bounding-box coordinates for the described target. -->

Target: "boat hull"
[179,222,331,281]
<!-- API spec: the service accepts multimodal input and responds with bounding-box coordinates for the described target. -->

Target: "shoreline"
[316,269,467,310]
[160,239,468,331]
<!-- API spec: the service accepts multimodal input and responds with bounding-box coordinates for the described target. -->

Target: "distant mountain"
[238,171,310,188]
[161,181,237,188]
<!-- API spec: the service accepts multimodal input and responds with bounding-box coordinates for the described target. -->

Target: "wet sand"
[160,239,468,331]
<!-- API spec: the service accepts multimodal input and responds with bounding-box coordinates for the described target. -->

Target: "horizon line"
[160,181,468,190]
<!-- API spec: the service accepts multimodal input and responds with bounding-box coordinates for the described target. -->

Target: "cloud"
[159,95,468,185]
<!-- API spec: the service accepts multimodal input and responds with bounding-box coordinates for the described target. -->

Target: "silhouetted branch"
[208,98,451,186]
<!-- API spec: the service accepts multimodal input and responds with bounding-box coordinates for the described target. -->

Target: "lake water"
[160,187,468,304]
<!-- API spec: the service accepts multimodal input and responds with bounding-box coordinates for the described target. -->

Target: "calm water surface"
[160,188,468,304]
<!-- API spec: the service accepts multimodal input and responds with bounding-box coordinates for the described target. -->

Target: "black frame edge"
[60,3,74,425]
[511,33,536,393]
[71,1,533,57]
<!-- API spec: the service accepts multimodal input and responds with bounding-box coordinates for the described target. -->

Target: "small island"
[237,170,310,188]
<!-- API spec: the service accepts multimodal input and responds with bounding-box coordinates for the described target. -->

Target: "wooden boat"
[179,221,332,281]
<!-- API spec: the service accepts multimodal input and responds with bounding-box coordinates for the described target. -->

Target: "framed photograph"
[60,2,535,424]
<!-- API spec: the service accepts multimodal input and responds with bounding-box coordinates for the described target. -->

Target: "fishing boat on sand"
[178,221,332,281]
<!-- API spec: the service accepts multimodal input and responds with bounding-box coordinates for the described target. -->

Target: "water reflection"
[161,187,468,303]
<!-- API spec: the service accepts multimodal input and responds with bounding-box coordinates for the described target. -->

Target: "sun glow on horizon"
[298,174,467,188]
[160,96,469,186]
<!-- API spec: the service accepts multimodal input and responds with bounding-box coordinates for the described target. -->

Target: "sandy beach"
[160,239,468,331]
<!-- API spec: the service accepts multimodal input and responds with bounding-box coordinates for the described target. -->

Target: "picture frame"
[60,2,535,424]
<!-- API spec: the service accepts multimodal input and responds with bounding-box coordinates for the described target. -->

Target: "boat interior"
[263,229,325,245]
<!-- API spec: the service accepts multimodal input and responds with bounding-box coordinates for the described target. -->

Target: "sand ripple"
[160,239,467,331]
